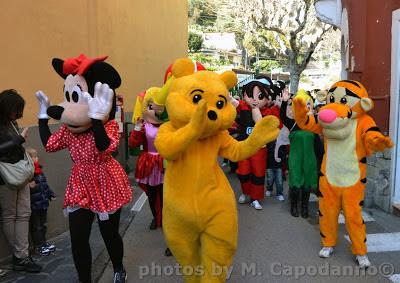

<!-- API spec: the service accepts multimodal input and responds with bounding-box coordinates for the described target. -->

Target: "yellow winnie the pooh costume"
[154,58,280,282]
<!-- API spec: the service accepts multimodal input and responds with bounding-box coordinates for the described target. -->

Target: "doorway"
[390,9,400,207]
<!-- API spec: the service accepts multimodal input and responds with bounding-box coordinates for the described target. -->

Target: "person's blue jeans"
[266,168,283,196]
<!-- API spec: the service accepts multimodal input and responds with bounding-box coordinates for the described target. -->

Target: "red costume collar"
[34,161,43,175]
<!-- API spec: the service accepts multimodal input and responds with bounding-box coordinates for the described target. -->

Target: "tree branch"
[259,33,288,59]
[252,14,286,36]
[266,26,287,36]
[289,31,299,57]
[294,0,311,35]
[287,1,311,53]
[299,25,332,70]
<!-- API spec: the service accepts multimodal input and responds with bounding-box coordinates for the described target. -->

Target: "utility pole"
[255,49,260,76]
[244,49,248,70]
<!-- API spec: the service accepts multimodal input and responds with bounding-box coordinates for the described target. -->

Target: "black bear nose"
[47,105,64,120]
[207,110,217,121]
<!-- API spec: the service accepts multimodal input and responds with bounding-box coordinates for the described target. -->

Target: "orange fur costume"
[293,80,393,255]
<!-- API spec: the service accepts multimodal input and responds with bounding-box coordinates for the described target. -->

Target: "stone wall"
[365,149,392,212]
[308,148,394,225]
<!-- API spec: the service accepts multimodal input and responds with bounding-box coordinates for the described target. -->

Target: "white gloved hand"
[84,82,114,120]
[228,94,240,108]
[134,119,143,131]
[35,91,50,119]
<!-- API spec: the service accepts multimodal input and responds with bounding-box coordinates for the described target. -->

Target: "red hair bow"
[63,54,108,75]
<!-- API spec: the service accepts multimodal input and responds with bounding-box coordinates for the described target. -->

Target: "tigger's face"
[317,81,373,138]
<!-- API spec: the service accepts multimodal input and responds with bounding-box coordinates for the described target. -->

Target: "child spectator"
[26,148,56,256]
[265,141,286,201]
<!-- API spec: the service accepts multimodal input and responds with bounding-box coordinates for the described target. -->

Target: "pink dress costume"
[129,122,164,227]
[46,120,132,218]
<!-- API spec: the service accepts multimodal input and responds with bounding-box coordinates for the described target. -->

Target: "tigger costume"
[292,80,393,255]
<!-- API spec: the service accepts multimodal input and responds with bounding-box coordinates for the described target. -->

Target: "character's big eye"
[258,93,266,100]
[148,104,153,110]
[329,95,335,103]
[72,91,79,103]
[65,91,71,102]
[340,97,347,104]
[193,94,202,104]
[216,100,225,109]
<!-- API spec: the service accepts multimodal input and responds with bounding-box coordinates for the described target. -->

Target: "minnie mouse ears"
[51,54,121,89]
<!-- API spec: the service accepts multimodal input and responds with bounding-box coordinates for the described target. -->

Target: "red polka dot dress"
[45,120,132,215]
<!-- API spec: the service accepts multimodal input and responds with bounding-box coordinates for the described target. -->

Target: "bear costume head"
[166,58,237,138]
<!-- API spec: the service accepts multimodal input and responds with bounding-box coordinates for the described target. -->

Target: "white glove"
[228,94,239,108]
[275,95,283,108]
[35,91,50,119]
[134,119,143,131]
[83,82,114,120]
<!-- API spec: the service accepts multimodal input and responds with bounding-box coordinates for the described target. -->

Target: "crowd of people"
[0,56,393,282]
[228,77,325,218]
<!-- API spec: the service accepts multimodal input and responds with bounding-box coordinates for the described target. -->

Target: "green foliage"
[189,53,229,71]
[300,74,312,84]
[243,33,275,58]
[188,32,204,52]
[188,0,218,31]
[190,53,213,64]
[255,60,283,72]
[187,0,340,93]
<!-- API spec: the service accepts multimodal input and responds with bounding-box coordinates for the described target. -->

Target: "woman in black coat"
[0,89,42,273]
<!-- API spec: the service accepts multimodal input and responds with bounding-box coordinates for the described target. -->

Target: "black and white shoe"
[355,255,371,269]
[319,247,334,258]
[43,242,56,253]
[250,200,263,210]
[36,245,51,256]
[113,269,127,283]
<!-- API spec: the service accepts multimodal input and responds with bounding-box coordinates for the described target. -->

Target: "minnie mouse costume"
[36,54,131,283]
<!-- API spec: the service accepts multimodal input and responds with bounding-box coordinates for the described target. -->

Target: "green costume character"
[280,90,323,218]
[288,130,318,191]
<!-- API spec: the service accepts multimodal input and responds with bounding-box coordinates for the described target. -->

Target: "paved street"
[99,167,400,283]
[1,166,400,283]
[0,187,141,283]
[2,0,400,281]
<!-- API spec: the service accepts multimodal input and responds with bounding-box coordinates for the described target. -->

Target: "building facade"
[0,0,188,260]
[315,0,400,213]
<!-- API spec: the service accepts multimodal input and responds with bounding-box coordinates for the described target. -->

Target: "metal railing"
[123,121,141,173]
[231,73,256,98]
